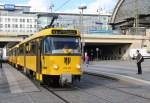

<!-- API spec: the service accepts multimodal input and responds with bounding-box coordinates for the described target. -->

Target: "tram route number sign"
[52,30,77,35]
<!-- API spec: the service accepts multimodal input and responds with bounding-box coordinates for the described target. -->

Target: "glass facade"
[37,13,112,34]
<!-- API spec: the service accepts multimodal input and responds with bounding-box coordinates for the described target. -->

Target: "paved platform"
[0,64,39,94]
[0,64,64,103]
[84,59,150,85]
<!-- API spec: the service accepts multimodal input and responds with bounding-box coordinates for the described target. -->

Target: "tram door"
[36,39,42,80]
[23,44,26,72]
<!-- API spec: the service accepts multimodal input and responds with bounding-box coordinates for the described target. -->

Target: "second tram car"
[8,28,82,86]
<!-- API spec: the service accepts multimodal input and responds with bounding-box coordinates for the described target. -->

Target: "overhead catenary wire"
[54,0,72,12]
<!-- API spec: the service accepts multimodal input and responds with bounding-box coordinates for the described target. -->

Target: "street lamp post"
[78,5,87,59]
[134,0,139,35]
[49,4,54,13]
[97,7,102,30]
[134,0,144,47]
[97,7,102,22]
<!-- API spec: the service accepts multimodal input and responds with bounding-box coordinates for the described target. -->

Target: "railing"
[89,56,123,61]
[0,32,30,36]
[126,27,146,36]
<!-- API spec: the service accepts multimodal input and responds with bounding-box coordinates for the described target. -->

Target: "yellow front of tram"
[41,29,82,84]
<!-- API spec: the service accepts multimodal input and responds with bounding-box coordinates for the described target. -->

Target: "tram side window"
[19,45,24,55]
[12,50,15,56]
[25,43,30,54]
[10,51,12,56]
[13,49,17,56]
[16,49,18,56]
[9,51,12,56]
[25,40,37,55]
[14,49,17,56]
[44,37,52,54]
[25,41,37,55]
[30,40,37,55]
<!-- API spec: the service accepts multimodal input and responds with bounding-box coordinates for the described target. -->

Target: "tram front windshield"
[44,36,81,54]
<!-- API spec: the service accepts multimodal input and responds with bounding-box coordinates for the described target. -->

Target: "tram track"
[28,77,73,103]
[82,73,150,101]
[42,84,116,103]
[42,85,71,103]
[26,71,150,103]
[42,76,150,103]
[73,86,117,103]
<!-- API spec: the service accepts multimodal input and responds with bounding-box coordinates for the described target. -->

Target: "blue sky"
[0,0,118,13]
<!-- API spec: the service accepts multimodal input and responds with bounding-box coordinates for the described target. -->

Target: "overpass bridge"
[82,34,150,60]
[0,32,149,60]
[0,32,27,48]
[0,32,25,60]
[83,34,148,43]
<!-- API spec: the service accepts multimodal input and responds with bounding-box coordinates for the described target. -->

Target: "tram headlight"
[76,64,81,69]
[53,65,59,70]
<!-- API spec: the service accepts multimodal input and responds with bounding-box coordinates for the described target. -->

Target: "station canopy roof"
[111,0,150,30]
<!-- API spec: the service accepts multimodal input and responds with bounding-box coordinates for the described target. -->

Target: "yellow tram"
[8,28,82,85]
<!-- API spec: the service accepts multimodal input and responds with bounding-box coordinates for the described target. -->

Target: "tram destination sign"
[52,30,77,35]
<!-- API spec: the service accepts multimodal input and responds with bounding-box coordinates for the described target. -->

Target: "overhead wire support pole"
[134,0,144,47]
[135,0,143,47]
[78,6,87,59]
[49,4,54,13]
[135,0,139,35]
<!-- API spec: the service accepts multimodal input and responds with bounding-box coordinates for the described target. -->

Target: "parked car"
[129,48,150,59]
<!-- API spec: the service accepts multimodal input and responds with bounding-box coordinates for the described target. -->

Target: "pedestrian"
[84,53,89,67]
[90,52,93,61]
[136,50,144,74]
[0,55,2,68]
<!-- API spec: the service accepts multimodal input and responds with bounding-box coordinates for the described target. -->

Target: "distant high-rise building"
[0,4,37,37]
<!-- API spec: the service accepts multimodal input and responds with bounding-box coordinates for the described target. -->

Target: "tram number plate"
[61,74,72,83]
[63,67,71,69]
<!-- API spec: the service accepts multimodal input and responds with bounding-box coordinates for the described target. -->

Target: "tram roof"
[17,28,80,46]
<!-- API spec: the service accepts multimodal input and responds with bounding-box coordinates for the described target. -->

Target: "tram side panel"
[17,45,25,68]
[24,39,39,74]
[25,56,36,72]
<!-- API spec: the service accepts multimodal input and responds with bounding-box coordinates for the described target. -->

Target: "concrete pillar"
[3,47,7,61]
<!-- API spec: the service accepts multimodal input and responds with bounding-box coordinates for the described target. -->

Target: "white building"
[0,4,38,36]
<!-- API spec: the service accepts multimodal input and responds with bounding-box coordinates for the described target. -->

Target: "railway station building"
[111,0,150,36]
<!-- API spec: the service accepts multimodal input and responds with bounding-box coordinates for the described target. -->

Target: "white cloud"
[86,0,116,13]
[62,0,117,14]
[57,8,79,13]
[28,0,51,12]
[27,0,117,14]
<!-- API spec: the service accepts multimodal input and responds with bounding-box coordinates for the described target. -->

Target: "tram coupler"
[60,74,72,86]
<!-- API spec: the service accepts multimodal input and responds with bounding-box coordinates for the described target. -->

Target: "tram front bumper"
[60,74,72,84]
